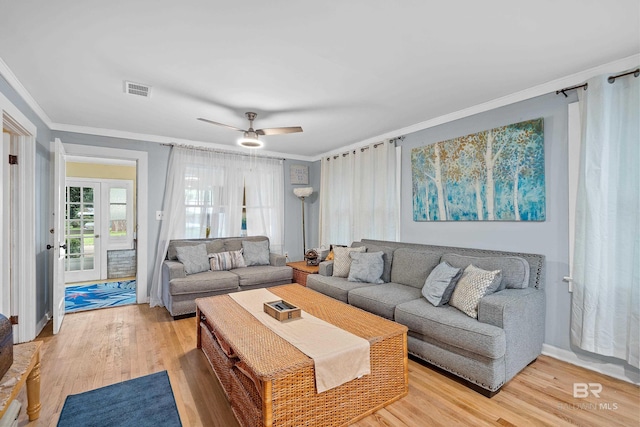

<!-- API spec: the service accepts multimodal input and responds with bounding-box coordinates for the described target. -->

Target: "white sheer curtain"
[571,72,639,368]
[319,140,399,246]
[319,151,354,246]
[149,147,284,307]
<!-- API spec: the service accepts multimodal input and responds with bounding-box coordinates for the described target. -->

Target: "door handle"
[46,244,54,250]
[60,244,67,250]
[95,235,100,238]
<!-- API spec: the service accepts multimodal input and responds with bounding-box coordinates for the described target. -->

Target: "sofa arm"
[270,253,286,267]
[318,260,333,276]
[163,260,186,281]
[478,288,545,381]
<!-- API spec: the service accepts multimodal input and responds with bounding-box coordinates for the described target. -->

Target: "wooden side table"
[0,341,42,421]
[287,261,319,287]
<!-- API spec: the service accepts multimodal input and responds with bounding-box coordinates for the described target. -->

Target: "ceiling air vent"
[124,81,151,98]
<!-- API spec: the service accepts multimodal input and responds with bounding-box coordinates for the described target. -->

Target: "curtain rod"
[607,68,640,83]
[556,67,639,98]
[325,137,404,161]
[556,83,587,98]
[161,143,285,161]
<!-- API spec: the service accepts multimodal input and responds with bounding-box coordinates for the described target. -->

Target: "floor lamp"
[293,187,313,254]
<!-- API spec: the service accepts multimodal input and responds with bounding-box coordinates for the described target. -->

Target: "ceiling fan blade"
[197,118,245,132]
[256,126,303,136]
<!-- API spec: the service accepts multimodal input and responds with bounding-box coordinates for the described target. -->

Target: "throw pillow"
[449,264,502,319]
[332,246,366,277]
[348,251,385,284]
[242,240,270,266]
[422,261,463,307]
[209,249,247,271]
[175,243,210,275]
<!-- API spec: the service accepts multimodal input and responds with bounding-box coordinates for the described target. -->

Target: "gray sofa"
[162,236,292,318]
[306,239,545,396]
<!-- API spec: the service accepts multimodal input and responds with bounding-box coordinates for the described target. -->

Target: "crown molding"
[315,54,640,161]
[52,122,316,162]
[2,54,637,163]
[0,57,53,127]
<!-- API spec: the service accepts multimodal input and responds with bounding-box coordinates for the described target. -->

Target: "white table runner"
[230,288,370,393]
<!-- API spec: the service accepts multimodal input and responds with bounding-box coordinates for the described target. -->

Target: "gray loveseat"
[306,239,545,396]
[162,236,292,318]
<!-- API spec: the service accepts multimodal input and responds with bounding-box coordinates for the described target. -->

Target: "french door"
[64,181,101,283]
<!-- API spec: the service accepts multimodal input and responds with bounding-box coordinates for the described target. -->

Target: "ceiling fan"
[197,112,303,148]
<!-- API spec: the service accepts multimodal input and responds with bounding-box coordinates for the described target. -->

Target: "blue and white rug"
[65,280,136,313]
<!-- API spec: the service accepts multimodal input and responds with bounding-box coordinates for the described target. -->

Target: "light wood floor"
[17,303,639,427]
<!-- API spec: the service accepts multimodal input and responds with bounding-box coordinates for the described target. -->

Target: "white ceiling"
[1,1,638,160]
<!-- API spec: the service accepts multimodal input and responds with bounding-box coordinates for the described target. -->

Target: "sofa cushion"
[242,240,270,266]
[332,246,366,278]
[348,283,422,320]
[168,239,225,261]
[306,275,371,303]
[209,249,246,271]
[169,270,239,295]
[449,265,502,319]
[440,253,530,290]
[390,248,441,289]
[422,261,463,306]
[395,299,506,359]
[175,244,210,275]
[351,242,395,283]
[348,251,384,284]
[232,265,292,287]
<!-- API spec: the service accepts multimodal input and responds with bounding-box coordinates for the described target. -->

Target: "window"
[104,181,134,250]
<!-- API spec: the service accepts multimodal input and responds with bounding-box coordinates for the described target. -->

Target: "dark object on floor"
[0,313,13,380]
[57,370,182,427]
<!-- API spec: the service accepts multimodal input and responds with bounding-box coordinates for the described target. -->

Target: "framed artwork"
[411,118,545,221]
[290,164,309,185]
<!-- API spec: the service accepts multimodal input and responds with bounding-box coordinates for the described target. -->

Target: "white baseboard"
[542,344,640,385]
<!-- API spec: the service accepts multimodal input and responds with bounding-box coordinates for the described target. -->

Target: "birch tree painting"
[411,118,545,221]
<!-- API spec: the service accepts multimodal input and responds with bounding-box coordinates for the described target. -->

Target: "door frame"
[0,91,37,343]
[61,144,149,303]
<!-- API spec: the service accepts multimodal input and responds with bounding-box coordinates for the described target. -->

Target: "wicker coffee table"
[196,284,408,427]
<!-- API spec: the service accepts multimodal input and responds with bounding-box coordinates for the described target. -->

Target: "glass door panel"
[64,182,101,283]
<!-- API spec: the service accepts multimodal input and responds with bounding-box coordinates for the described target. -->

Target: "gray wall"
[397,92,638,377]
[0,74,52,329]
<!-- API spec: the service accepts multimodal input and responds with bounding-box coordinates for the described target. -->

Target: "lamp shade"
[293,187,313,198]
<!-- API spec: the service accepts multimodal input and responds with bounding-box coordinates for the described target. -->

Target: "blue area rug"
[65,280,136,313]
[57,371,182,427]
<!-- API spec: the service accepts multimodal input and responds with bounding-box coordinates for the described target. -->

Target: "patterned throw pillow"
[332,246,366,278]
[209,250,247,271]
[175,244,210,275]
[449,264,502,318]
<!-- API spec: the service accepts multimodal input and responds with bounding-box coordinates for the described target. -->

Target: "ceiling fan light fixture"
[238,137,263,149]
